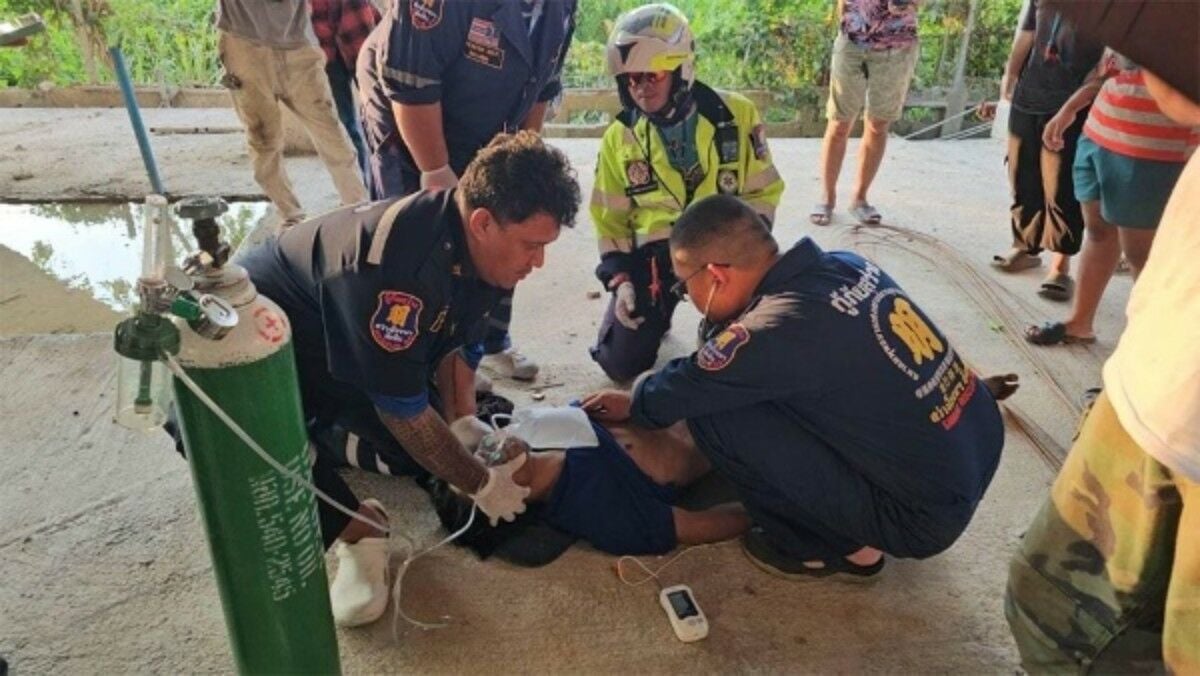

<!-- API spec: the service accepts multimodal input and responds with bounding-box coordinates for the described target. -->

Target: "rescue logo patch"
[697,323,750,371]
[750,124,769,160]
[464,17,505,69]
[409,0,443,31]
[717,168,739,195]
[868,288,944,381]
[370,291,424,352]
[468,17,500,48]
[624,160,657,196]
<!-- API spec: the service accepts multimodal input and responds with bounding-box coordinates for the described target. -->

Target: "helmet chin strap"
[645,69,694,126]
[616,69,694,126]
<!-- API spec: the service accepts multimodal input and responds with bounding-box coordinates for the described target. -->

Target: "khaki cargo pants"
[1006,391,1199,673]
[219,31,367,222]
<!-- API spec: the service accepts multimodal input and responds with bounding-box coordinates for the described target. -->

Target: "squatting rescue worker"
[584,195,1007,578]
[235,132,580,626]
[590,3,784,381]
[357,0,578,383]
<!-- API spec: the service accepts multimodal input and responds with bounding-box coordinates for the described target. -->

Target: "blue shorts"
[1073,135,1186,229]
[542,424,678,555]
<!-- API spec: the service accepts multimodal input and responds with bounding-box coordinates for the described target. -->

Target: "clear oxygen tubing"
[164,351,487,631]
[164,352,393,536]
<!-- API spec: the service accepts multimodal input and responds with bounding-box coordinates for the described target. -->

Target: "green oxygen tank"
[169,198,340,674]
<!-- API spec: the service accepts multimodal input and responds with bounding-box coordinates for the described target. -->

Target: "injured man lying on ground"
[426,412,751,565]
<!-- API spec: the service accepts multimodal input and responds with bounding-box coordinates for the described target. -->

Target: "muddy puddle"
[0,201,270,312]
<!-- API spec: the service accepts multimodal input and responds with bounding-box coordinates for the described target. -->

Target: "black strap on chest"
[691,82,735,131]
[695,84,740,165]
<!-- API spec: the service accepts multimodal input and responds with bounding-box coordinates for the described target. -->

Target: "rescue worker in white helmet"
[589,3,785,382]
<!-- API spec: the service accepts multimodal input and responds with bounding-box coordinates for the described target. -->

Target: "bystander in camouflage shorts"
[1005,391,1199,673]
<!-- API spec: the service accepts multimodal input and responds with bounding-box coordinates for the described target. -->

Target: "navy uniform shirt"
[630,238,1004,508]
[239,191,502,415]
[358,0,576,180]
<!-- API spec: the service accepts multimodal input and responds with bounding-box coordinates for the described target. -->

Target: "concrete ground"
[0,107,1134,673]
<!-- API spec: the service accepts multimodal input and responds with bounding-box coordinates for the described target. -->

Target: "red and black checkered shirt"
[310,0,381,69]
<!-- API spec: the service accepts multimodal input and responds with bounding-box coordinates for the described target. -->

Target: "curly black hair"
[458,130,581,229]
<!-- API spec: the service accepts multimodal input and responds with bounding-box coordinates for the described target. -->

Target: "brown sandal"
[991,249,1042,272]
[1037,273,1074,301]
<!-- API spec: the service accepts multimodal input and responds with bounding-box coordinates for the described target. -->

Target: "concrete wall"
[0,86,318,155]
[0,85,975,151]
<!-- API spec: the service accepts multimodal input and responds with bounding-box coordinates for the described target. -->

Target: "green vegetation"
[569,0,1020,112]
[0,0,217,88]
[1,0,1019,102]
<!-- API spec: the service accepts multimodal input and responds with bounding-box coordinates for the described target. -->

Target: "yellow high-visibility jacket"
[591,82,785,285]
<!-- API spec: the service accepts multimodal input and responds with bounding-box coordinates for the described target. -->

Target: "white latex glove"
[420,164,459,191]
[471,453,531,526]
[449,415,491,452]
[613,281,644,331]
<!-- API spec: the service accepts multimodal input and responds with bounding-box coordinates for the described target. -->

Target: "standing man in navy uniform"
[357,0,578,383]
[237,132,581,626]
[584,195,1012,578]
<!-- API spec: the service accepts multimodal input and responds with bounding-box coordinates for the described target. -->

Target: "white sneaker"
[474,369,493,394]
[480,346,539,381]
[329,499,389,627]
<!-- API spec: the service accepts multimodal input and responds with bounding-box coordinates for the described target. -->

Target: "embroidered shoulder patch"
[410,0,443,30]
[750,124,769,160]
[696,323,751,371]
[370,291,424,352]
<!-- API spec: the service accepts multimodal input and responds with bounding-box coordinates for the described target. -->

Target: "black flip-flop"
[1024,321,1096,346]
[983,373,1020,401]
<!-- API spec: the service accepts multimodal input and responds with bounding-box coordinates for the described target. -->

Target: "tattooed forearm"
[378,406,488,494]
[434,351,476,421]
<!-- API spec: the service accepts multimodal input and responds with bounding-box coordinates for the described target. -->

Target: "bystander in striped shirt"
[1085,55,1200,163]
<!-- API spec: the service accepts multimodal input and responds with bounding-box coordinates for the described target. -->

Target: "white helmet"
[605,3,695,88]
